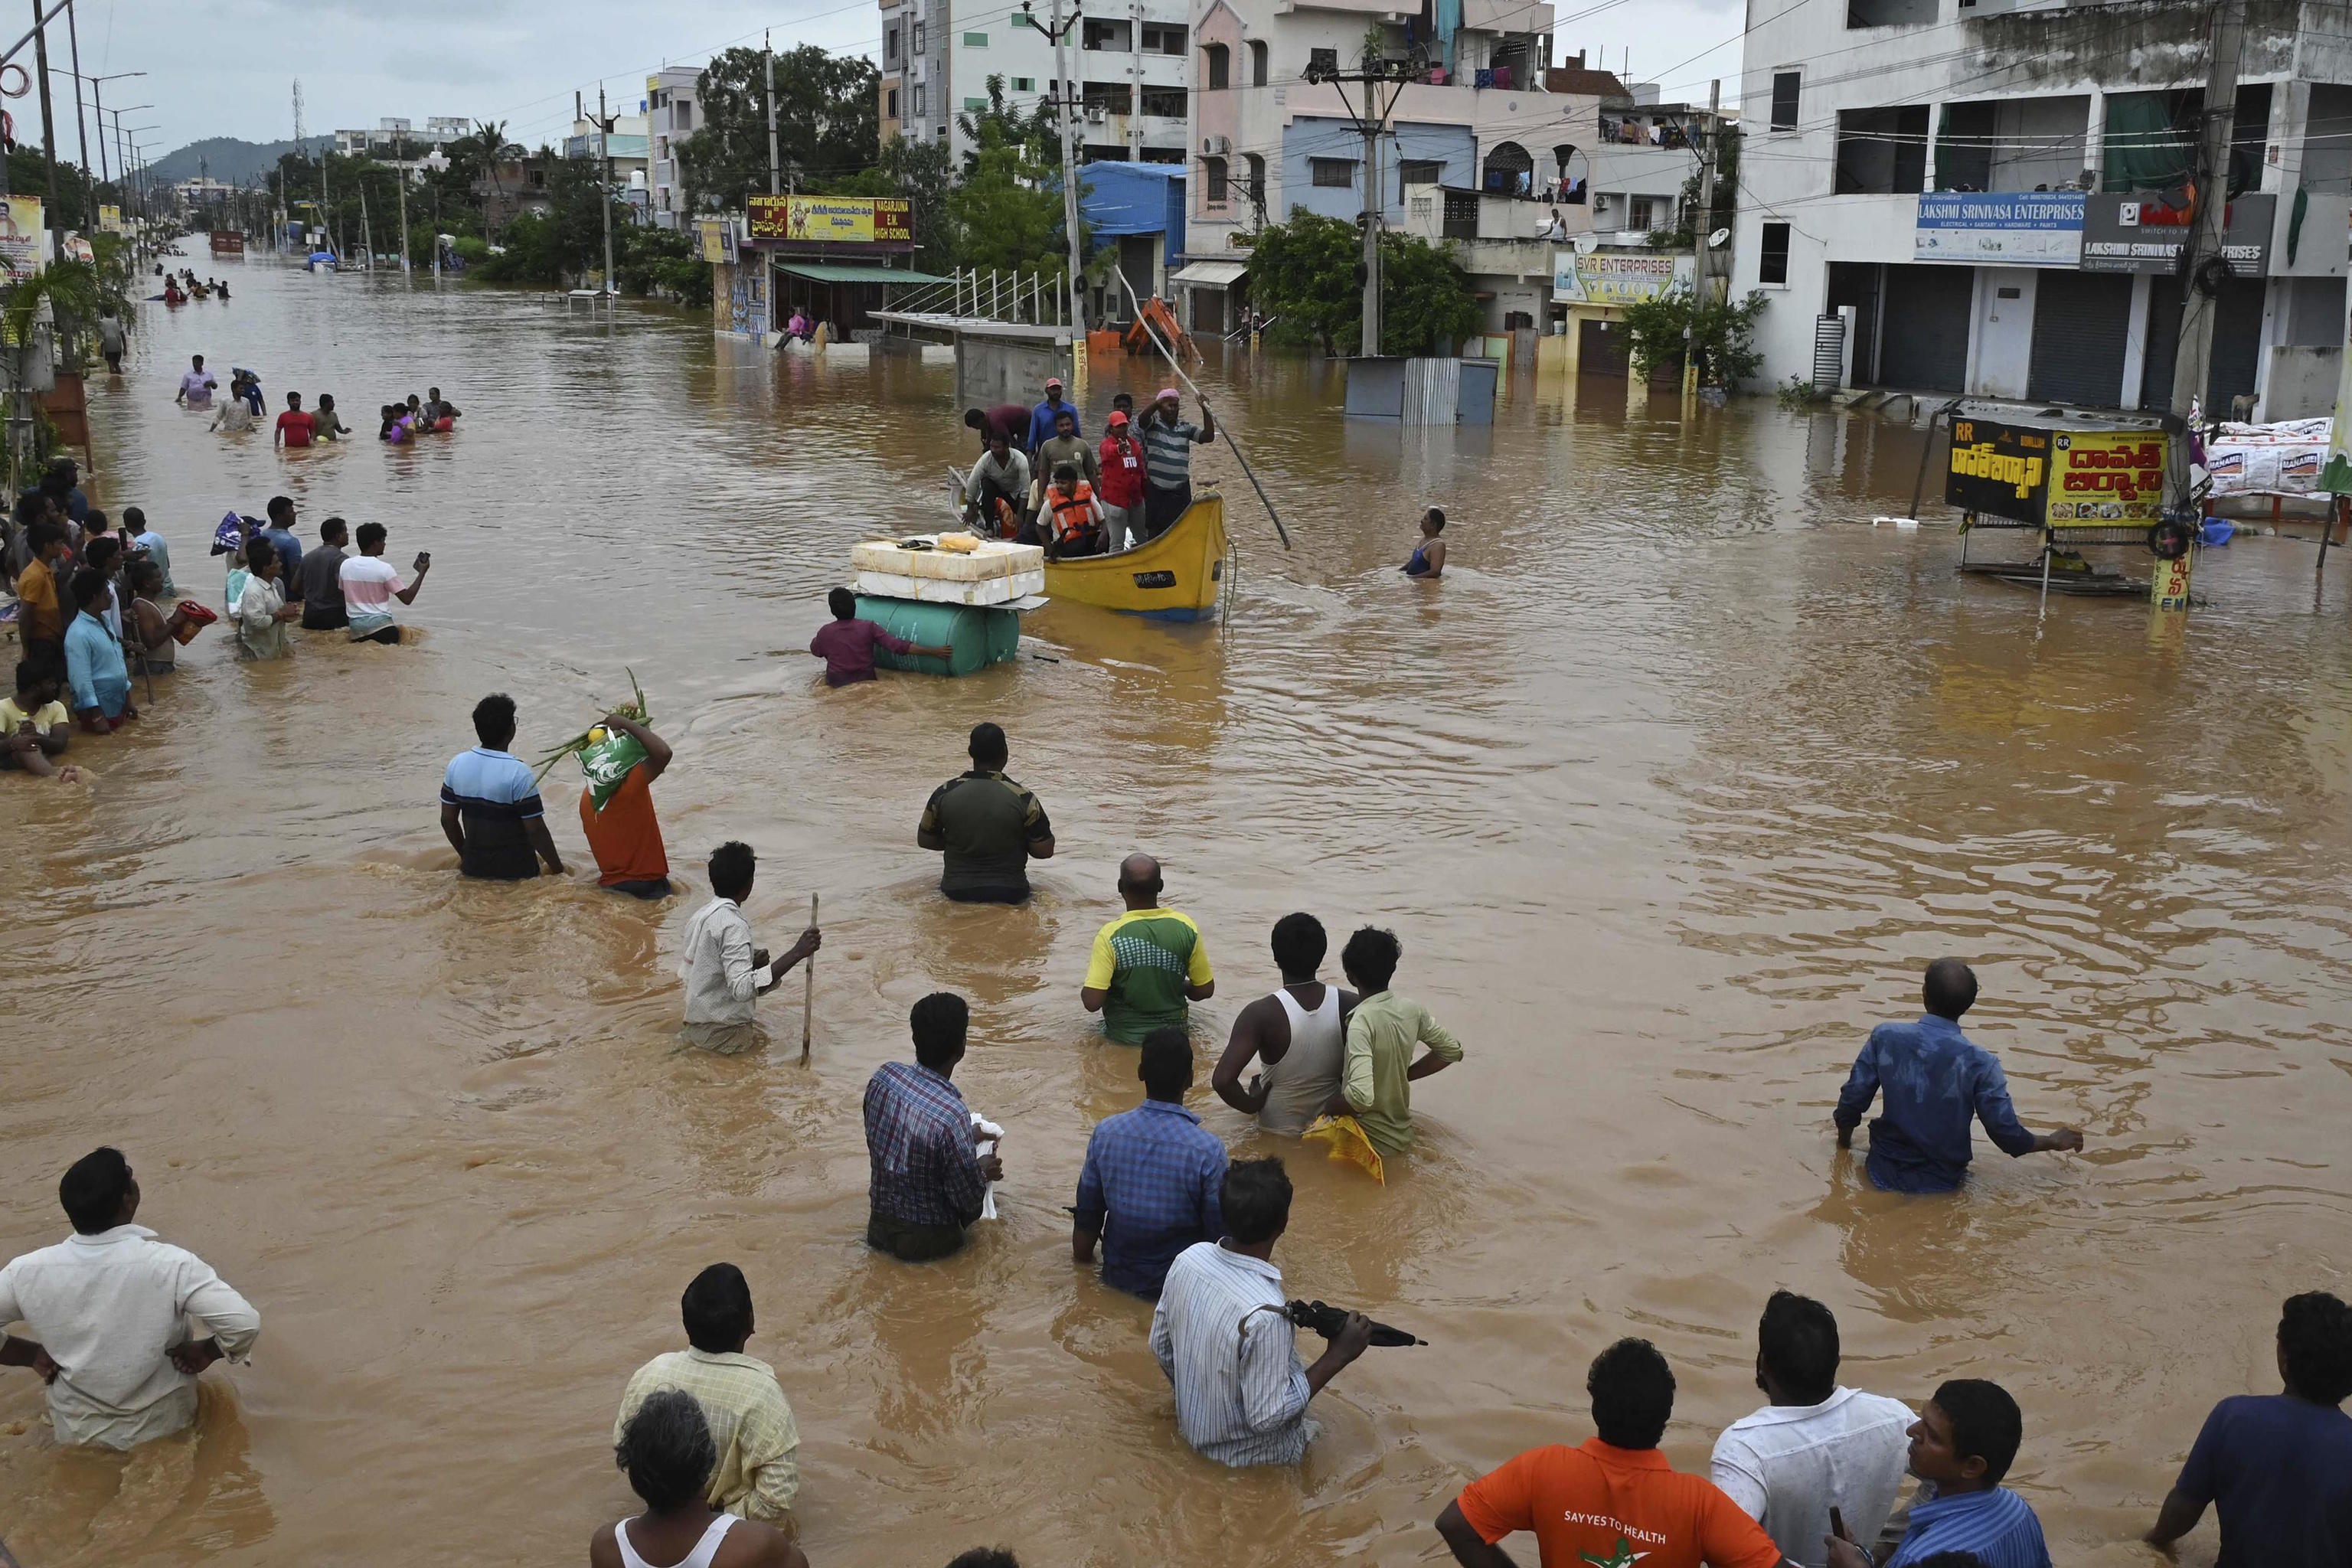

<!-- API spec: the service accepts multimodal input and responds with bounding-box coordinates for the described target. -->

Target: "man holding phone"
[338,521,430,645]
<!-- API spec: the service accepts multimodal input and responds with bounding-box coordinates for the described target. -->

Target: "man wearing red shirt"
[273,391,317,449]
[1097,410,1148,552]
[964,403,1034,453]
[1438,1338,1792,1568]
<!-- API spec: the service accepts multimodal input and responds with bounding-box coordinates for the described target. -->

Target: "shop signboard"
[1945,416,2051,524]
[744,194,913,243]
[1550,248,1691,305]
[1946,416,2170,527]
[2043,429,2168,526]
[0,195,44,279]
[2079,192,2273,275]
[1914,191,2084,266]
[98,204,122,234]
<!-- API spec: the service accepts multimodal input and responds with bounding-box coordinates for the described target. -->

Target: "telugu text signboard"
[1550,248,1692,305]
[1946,416,2050,524]
[1947,417,2171,528]
[2044,430,2169,525]
[1914,192,2085,267]
[2079,192,2273,276]
[744,194,913,243]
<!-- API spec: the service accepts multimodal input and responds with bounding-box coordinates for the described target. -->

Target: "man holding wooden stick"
[678,841,822,1056]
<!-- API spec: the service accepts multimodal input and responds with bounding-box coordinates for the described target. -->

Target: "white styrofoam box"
[854,568,1047,607]
[851,537,1044,582]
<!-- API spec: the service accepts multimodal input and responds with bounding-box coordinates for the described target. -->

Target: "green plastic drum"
[858,596,1023,678]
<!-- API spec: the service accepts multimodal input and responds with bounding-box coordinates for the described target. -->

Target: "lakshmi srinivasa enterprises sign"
[1914,191,2085,266]
[1945,416,2169,528]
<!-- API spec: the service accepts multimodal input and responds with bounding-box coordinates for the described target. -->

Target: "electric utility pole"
[1682,79,1721,403]
[599,86,618,292]
[64,1,90,230]
[1308,54,1412,355]
[766,33,782,195]
[1021,0,1089,340]
[2166,0,2246,514]
[31,0,59,228]
[397,136,411,272]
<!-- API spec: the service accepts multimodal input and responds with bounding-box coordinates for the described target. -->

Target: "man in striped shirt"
[1148,1158,1370,1466]
[1827,1380,2051,1568]
[863,993,1001,1262]
[1139,388,1214,540]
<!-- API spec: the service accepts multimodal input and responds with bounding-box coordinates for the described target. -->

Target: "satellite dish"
[1708,227,1731,249]
[1573,234,1599,255]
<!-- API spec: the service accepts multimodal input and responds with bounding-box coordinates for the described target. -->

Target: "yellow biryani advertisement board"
[2043,429,2168,527]
[744,194,913,243]
[0,194,44,279]
[98,204,123,234]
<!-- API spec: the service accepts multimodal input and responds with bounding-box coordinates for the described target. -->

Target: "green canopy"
[772,262,952,285]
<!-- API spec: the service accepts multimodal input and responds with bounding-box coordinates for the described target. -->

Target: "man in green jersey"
[1081,854,1215,1044]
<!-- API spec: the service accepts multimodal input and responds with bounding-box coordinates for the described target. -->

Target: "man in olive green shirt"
[1332,926,1462,1156]
[917,721,1056,903]
[1082,853,1214,1044]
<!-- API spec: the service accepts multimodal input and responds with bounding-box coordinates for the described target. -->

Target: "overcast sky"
[28,0,1749,168]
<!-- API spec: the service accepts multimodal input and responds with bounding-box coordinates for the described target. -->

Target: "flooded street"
[4,257,2350,1567]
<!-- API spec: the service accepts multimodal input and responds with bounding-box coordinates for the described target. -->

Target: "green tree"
[949,106,1068,272]
[1619,285,1769,388]
[1245,211,1481,356]
[823,135,958,270]
[1650,125,1740,253]
[955,77,1055,174]
[681,44,880,213]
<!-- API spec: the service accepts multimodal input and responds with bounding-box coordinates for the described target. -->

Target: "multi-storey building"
[565,114,654,216]
[877,0,1195,168]
[1177,0,1557,332]
[648,67,704,230]
[1730,0,2352,413]
[332,117,472,155]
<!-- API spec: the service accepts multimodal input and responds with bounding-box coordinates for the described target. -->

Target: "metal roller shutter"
[2141,276,2267,412]
[2028,272,2134,408]
[1875,265,1972,392]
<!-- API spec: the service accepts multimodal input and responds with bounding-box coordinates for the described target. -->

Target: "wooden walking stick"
[799,893,818,1065]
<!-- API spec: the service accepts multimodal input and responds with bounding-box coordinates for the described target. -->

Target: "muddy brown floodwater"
[3,257,2350,1568]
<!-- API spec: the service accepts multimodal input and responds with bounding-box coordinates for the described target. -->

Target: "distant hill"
[146,137,328,188]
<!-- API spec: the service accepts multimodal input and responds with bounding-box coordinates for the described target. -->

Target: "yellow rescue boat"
[1044,490,1228,622]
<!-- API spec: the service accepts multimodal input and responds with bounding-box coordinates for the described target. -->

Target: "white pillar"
[2266,78,2308,194]
[2084,87,2108,189]
[2120,271,2153,408]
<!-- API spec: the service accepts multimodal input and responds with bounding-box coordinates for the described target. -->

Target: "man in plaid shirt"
[864,992,1002,1262]
[1073,1027,1229,1298]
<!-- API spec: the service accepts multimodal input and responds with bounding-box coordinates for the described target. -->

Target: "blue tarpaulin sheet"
[1074,162,1186,267]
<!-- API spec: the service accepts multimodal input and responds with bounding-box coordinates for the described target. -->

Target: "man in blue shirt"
[439,693,565,880]
[1073,1028,1228,1298]
[864,992,1001,1263]
[1026,376,1080,453]
[258,496,305,590]
[2145,1290,2352,1565]
[63,570,133,732]
[1828,1379,2052,1568]
[1833,959,2082,1194]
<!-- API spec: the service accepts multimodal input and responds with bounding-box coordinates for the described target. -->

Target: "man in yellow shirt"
[2,660,72,777]
[13,522,69,660]
[1333,926,1463,1156]
[1082,853,1214,1044]
[613,1264,800,1530]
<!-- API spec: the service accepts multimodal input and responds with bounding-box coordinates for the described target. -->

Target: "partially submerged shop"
[710,195,949,342]
[1827,190,2345,416]
[1549,245,1693,376]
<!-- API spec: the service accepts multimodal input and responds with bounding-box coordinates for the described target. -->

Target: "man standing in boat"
[1140,390,1214,541]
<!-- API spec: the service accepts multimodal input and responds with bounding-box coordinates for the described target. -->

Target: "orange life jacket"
[1046,480,1098,543]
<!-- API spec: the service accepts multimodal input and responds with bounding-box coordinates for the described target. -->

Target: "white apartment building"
[648,67,704,229]
[1731,0,2352,414]
[1180,0,1557,331]
[566,114,653,214]
[877,0,1194,168]
[332,116,472,155]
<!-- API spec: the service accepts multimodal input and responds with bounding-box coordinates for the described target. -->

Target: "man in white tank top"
[1210,913,1357,1137]
[593,1390,805,1568]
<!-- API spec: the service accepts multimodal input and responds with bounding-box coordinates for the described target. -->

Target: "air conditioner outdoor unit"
[1202,134,1231,155]
[1086,105,1107,123]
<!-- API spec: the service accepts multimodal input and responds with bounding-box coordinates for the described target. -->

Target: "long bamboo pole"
[799,893,818,1064]
[1113,267,1291,550]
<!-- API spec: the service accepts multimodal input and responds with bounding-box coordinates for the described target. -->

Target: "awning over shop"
[1169,259,1247,289]
[772,262,953,285]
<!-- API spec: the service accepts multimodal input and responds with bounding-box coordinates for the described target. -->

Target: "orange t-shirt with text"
[1456,1439,1784,1568]
[579,767,668,886]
